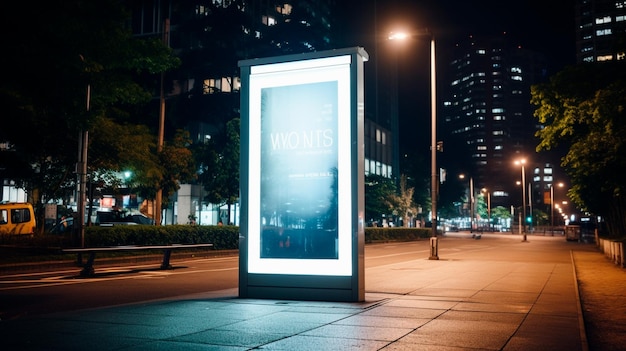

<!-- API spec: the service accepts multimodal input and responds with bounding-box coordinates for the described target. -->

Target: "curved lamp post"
[515,159,527,242]
[389,29,438,259]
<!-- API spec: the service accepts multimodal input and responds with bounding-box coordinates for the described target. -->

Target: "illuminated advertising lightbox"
[239,47,367,302]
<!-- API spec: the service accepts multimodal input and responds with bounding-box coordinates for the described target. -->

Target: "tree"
[365,174,397,224]
[491,206,512,229]
[386,174,418,227]
[201,118,240,224]
[531,61,626,238]
[1,1,182,227]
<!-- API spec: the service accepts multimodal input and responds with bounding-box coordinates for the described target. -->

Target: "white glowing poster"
[260,81,339,259]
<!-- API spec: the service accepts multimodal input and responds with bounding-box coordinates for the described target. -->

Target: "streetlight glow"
[388,32,409,41]
[550,182,565,230]
[459,174,474,231]
[514,159,527,242]
[481,188,491,232]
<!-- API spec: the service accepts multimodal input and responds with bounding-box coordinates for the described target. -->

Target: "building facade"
[126,1,383,225]
[576,0,626,63]
[442,34,549,211]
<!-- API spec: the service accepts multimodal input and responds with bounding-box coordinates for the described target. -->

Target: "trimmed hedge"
[82,225,239,249]
[1,225,434,250]
[364,227,434,243]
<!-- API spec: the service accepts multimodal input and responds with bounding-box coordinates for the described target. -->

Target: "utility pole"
[77,84,90,249]
[155,18,169,226]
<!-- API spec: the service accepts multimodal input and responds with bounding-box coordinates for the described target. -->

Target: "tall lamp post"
[482,188,491,231]
[459,174,474,231]
[389,30,438,259]
[515,159,527,242]
[550,182,564,232]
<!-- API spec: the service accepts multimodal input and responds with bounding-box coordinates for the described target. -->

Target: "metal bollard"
[429,237,439,260]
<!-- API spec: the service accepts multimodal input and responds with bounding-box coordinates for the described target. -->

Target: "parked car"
[96,210,154,225]
[49,211,153,234]
[49,216,73,234]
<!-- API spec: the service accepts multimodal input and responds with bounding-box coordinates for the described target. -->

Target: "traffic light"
[526,216,532,223]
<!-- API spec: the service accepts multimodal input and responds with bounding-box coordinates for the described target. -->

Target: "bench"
[62,243,214,277]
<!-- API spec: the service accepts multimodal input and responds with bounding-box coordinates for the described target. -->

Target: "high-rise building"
[575,0,626,63]
[441,34,549,208]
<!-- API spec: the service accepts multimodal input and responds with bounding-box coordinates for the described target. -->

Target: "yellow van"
[0,202,37,235]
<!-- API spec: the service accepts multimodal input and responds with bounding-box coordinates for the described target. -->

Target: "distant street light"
[550,182,564,231]
[481,188,491,231]
[514,159,527,242]
[459,174,474,231]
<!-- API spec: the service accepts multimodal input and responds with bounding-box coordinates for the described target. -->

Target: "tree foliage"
[365,174,397,223]
[386,175,419,227]
[531,61,626,237]
[197,118,240,223]
[1,1,185,219]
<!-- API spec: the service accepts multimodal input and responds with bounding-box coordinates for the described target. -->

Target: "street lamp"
[389,29,438,259]
[459,174,474,231]
[550,182,564,232]
[481,188,491,232]
[514,159,527,242]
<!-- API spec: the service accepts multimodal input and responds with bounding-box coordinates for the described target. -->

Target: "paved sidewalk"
[572,247,626,351]
[0,234,618,350]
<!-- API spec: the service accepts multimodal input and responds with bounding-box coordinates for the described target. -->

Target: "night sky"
[334,0,576,164]
[336,0,576,71]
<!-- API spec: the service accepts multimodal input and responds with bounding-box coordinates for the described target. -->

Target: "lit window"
[597,55,613,61]
[494,145,503,150]
[477,49,486,54]
[276,4,292,14]
[595,16,612,24]
[203,78,216,94]
[212,0,234,7]
[263,15,277,26]
[511,75,522,81]
[203,76,239,94]
[221,77,231,93]
[596,29,612,36]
